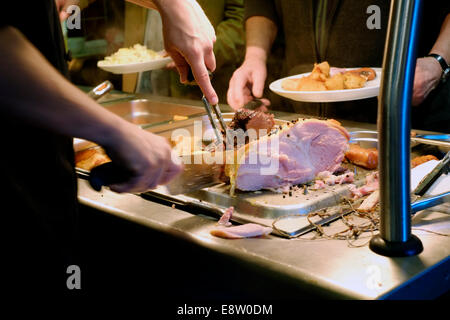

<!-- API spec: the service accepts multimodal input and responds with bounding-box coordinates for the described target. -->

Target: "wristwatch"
[426,53,450,83]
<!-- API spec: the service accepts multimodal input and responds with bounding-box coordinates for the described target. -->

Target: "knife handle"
[89,162,133,191]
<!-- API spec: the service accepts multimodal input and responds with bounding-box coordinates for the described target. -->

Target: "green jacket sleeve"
[212,0,245,71]
[245,0,278,25]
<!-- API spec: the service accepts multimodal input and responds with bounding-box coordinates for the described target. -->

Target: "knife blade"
[165,153,224,195]
[88,154,224,195]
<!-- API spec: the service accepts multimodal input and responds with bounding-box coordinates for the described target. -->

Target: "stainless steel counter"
[78,95,449,299]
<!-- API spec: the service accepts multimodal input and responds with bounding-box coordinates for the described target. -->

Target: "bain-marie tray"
[142,115,374,228]
[75,113,450,235]
[142,119,450,231]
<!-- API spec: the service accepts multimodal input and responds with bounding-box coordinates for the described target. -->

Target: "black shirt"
[413,2,450,133]
[0,0,79,291]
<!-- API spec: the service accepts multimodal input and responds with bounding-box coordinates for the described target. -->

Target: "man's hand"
[227,56,270,110]
[103,123,182,193]
[154,0,218,105]
[227,16,276,110]
[412,57,442,106]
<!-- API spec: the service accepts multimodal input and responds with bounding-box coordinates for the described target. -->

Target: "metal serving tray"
[143,120,450,228]
[104,99,205,128]
[142,116,372,225]
[74,114,449,232]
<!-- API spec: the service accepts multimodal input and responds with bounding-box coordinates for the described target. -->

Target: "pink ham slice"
[312,171,355,189]
[233,119,350,191]
[349,171,379,198]
[210,224,273,239]
[217,206,234,227]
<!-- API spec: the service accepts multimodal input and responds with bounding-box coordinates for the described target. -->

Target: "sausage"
[345,144,378,170]
[411,155,438,168]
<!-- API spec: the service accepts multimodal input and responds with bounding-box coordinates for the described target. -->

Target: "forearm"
[244,16,277,62]
[429,14,450,62]
[0,27,130,147]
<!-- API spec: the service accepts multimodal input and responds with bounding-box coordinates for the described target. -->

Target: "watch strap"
[427,54,449,71]
[427,53,450,82]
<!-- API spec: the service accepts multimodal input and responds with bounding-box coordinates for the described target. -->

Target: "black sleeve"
[244,0,279,24]
[417,0,450,56]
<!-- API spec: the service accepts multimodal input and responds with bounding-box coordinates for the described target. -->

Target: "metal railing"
[369,0,425,257]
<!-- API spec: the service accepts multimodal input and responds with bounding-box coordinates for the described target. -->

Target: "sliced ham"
[324,171,355,185]
[210,223,273,239]
[217,206,234,227]
[226,119,350,192]
[316,171,333,180]
[349,171,379,198]
[312,180,327,189]
[357,190,380,212]
[312,171,355,189]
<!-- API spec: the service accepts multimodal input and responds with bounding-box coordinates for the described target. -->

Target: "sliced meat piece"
[334,171,355,184]
[228,108,254,131]
[210,223,273,239]
[229,108,275,133]
[357,190,380,212]
[411,155,439,168]
[349,171,379,198]
[217,206,234,227]
[345,143,378,169]
[315,171,354,186]
[227,118,350,191]
[246,111,275,133]
[316,170,333,180]
[312,180,327,189]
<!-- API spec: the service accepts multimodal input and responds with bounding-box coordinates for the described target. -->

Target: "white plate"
[97,56,173,74]
[269,68,381,102]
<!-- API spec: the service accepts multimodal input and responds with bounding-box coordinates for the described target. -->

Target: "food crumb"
[171,204,175,209]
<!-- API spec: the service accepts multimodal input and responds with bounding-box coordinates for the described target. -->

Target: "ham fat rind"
[226,119,350,191]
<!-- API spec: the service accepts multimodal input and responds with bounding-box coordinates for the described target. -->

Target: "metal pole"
[369,0,424,257]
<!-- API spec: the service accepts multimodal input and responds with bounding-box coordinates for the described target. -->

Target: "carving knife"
[89,153,224,195]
